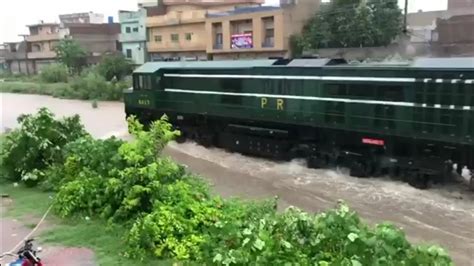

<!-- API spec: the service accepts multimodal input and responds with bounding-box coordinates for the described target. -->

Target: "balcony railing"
[26,33,61,42]
[213,43,223,49]
[28,51,56,59]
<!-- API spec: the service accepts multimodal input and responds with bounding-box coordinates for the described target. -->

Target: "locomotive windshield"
[133,74,155,90]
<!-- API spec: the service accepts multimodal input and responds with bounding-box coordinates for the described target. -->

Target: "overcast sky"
[0,0,447,43]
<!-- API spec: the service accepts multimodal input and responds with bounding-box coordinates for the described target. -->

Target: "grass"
[0,81,72,98]
[0,183,170,266]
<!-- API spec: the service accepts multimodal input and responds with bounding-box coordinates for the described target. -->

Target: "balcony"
[26,33,61,42]
[28,51,56,59]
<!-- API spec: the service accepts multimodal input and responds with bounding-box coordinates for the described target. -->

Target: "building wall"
[60,12,104,24]
[148,23,208,52]
[448,0,474,10]
[122,42,147,64]
[146,0,264,60]
[433,14,474,56]
[205,0,319,58]
[72,33,119,54]
[119,9,148,64]
[7,60,35,75]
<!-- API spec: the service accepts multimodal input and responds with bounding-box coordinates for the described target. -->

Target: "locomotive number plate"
[138,99,151,106]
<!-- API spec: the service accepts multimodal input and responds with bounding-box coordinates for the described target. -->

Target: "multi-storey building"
[119,9,148,65]
[205,0,319,60]
[23,18,120,73]
[146,0,264,61]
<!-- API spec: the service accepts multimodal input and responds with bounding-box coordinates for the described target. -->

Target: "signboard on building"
[231,33,253,49]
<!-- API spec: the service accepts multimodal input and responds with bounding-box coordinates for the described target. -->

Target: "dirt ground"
[0,197,96,266]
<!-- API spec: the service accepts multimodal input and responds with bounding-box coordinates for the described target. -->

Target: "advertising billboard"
[231,33,253,49]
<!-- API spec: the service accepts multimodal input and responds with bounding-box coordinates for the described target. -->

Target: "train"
[123,57,474,189]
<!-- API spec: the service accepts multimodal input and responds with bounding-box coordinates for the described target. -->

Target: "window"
[126,49,132,58]
[263,28,274,47]
[154,35,162,42]
[171,34,179,42]
[126,27,131,33]
[185,33,192,41]
[134,75,152,90]
[214,33,223,49]
[133,27,139,32]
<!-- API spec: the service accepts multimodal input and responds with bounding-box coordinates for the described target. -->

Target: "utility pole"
[403,0,408,34]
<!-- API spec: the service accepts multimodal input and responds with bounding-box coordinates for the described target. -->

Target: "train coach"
[124,58,474,189]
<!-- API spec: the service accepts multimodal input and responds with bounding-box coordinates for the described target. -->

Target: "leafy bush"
[0,108,88,184]
[97,54,133,81]
[69,72,126,101]
[2,109,454,265]
[40,64,68,83]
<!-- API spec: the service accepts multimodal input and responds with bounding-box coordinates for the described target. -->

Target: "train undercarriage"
[128,107,474,190]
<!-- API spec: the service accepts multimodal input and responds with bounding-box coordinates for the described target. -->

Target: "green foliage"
[0,81,70,96]
[289,35,304,58]
[97,54,134,81]
[40,64,69,83]
[0,108,88,184]
[54,39,87,74]
[2,109,454,265]
[301,0,402,49]
[69,72,126,101]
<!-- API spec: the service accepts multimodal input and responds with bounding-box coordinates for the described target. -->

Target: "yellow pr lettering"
[277,99,284,110]
[261,97,268,109]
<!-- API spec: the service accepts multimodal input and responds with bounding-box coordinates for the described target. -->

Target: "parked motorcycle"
[1,239,43,266]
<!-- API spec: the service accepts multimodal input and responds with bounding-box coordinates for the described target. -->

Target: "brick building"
[21,17,120,73]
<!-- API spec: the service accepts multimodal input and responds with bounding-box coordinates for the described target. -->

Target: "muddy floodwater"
[1,93,473,265]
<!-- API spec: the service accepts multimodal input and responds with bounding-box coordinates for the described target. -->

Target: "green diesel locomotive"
[124,58,474,189]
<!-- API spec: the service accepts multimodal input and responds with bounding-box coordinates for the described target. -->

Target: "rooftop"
[134,59,278,73]
[26,22,59,27]
[207,6,281,17]
[135,57,474,73]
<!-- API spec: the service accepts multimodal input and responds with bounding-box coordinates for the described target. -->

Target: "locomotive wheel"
[350,161,369,178]
[197,132,215,148]
[307,156,328,169]
[175,132,186,144]
[407,171,429,189]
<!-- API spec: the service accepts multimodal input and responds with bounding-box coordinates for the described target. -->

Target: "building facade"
[119,9,148,65]
[0,44,7,73]
[4,42,34,74]
[432,14,474,56]
[23,18,120,73]
[205,0,320,60]
[59,12,105,24]
[146,0,264,61]
[448,0,474,10]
